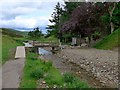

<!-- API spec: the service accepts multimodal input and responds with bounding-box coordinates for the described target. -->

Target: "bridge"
[33,42,59,47]
[24,41,61,54]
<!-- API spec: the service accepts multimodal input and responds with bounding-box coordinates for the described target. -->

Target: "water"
[24,42,33,47]
[38,48,52,55]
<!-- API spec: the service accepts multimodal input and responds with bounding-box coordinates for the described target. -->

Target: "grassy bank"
[94,28,120,50]
[0,31,2,65]
[20,52,89,88]
[2,35,21,64]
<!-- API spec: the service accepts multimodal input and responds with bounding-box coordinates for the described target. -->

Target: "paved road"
[2,46,25,88]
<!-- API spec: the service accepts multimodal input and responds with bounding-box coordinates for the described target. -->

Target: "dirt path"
[2,46,25,88]
[42,48,118,88]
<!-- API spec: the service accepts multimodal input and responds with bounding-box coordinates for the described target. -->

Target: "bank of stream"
[38,48,107,88]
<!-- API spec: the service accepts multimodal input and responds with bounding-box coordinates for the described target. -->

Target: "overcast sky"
[0,0,64,33]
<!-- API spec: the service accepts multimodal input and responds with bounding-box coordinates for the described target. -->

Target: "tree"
[60,2,120,45]
[61,3,99,45]
[28,27,42,38]
[47,2,63,37]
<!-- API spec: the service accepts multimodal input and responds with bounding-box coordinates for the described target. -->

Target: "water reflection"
[38,48,52,55]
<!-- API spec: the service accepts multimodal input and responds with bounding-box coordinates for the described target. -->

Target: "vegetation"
[28,27,43,38]
[1,28,25,64]
[0,31,2,65]
[47,2,120,47]
[1,28,28,37]
[2,35,21,64]
[20,52,89,88]
[94,28,120,50]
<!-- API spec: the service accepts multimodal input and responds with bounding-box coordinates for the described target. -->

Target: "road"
[2,46,25,88]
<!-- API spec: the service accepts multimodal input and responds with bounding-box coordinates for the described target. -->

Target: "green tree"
[28,27,42,38]
[47,2,63,37]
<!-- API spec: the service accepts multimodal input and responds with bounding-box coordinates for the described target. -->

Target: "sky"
[1,0,119,33]
[0,0,64,33]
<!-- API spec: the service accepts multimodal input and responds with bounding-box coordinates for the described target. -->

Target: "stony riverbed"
[58,48,119,88]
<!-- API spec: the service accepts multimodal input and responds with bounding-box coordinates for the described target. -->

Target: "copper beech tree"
[61,2,119,45]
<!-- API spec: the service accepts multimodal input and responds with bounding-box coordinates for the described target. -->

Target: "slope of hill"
[94,28,120,50]
[2,35,21,64]
[1,28,23,64]
[1,28,28,37]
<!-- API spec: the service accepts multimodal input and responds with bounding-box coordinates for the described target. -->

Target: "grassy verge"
[0,32,2,65]
[2,35,22,64]
[20,52,89,88]
[94,28,120,50]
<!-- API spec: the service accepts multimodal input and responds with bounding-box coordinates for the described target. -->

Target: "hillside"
[2,35,21,64]
[94,28,120,50]
[1,28,28,37]
[1,28,23,64]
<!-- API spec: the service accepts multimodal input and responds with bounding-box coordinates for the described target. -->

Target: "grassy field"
[94,28,120,50]
[2,35,21,64]
[20,52,89,88]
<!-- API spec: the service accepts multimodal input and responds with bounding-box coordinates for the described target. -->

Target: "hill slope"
[1,28,28,37]
[94,28,120,50]
[0,28,23,64]
[2,35,21,64]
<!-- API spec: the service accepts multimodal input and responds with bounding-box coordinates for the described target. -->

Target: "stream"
[38,48,106,88]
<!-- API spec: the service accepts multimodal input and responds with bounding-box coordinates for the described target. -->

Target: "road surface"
[2,46,25,88]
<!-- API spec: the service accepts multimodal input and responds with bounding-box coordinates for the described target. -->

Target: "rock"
[78,71,81,74]
[46,86,49,88]
[40,84,42,86]
[90,62,93,64]
[42,81,46,84]
[97,73,100,77]
[53,85,57,88]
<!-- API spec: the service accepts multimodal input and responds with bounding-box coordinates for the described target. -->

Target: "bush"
[30,57,37,60]
[44,61,52,68]
[30,68,44,79]
[63,73,75,83]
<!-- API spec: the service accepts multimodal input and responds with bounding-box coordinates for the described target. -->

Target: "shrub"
[30,68,44,79]
[30,57,37,60]
[63,73,75,83]
[44,61,53,68]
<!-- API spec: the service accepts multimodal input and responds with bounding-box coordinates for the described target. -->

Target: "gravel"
[59,48,118,88]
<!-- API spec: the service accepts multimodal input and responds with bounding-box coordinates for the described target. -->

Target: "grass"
[27,35,58,43]
[2,35,21,64]
[20,53,38,88]
[0,32,2,65]
[94,28,120,50]
[20,52,89,88]
[1,28,28,37]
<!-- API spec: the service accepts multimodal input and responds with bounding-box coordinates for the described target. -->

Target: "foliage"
[20,52,89,88]
[94,28,120,50]
[28,27,42,38]
[30,68,44,79]
[47,2,63,37]
[44,68,64,86]
[63,72,89,88]
[63,72,75,83]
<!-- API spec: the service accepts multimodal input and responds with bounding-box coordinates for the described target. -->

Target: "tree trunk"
[108,3,116,34]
